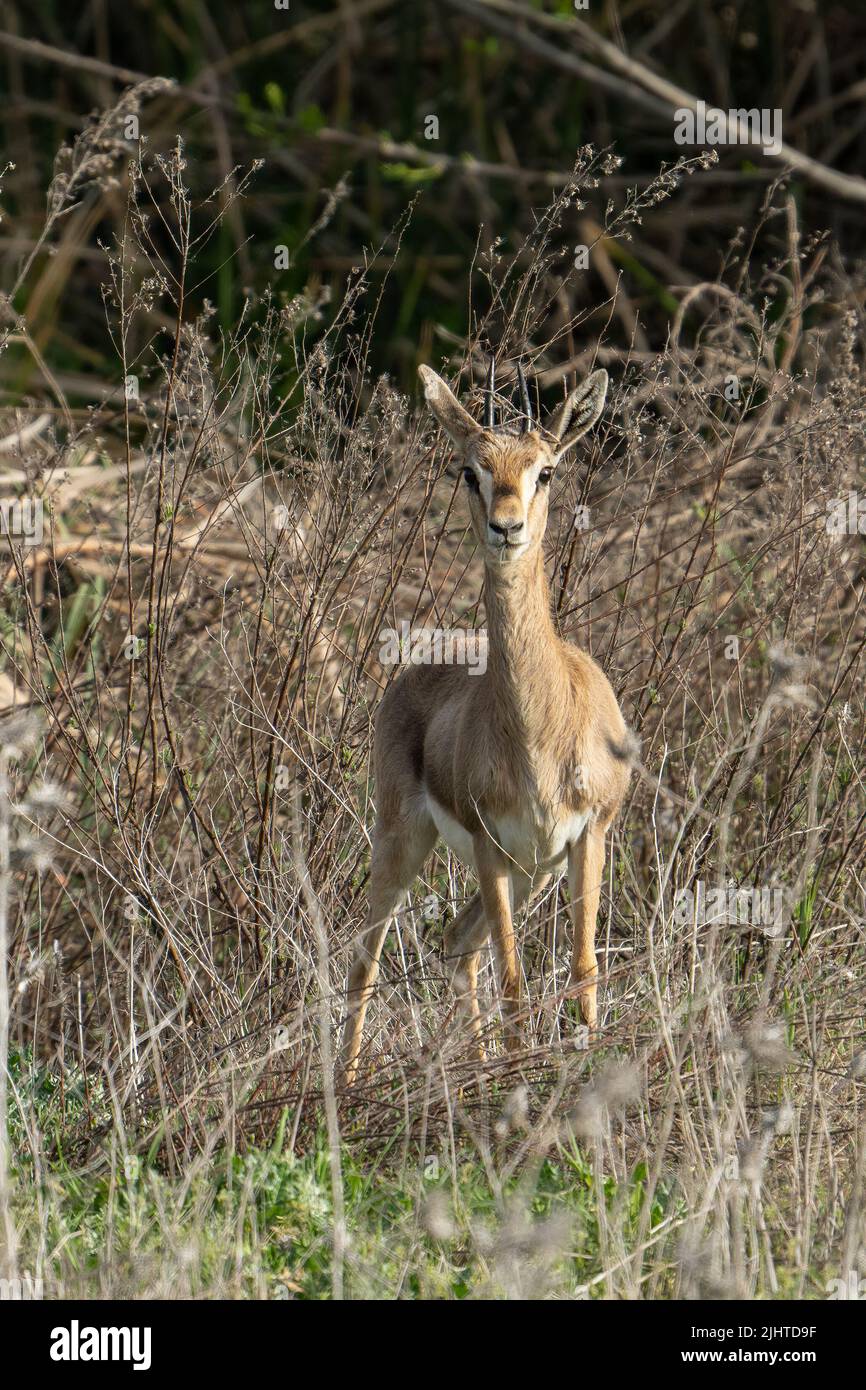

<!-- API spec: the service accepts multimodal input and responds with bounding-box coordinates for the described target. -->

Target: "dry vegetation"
[0,7,865,1301]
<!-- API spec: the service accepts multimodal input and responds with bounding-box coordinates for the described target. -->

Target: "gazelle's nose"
[489,517,523,539]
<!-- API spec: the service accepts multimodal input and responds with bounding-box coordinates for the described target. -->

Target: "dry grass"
[0,99,865,1299]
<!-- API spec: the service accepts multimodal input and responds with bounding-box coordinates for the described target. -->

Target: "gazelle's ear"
[547,369,608,463]
[418,365,482,454]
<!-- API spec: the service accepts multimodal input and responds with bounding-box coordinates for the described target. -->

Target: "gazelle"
[340,357,634,1086]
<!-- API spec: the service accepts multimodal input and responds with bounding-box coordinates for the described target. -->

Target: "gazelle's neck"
[483,546,569,750]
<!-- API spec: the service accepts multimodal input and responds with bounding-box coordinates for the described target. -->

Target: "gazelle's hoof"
[565,974,599,1034]
[578,1003,598,1031]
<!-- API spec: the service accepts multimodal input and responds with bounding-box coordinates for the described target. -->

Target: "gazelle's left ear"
[546,369,608,463]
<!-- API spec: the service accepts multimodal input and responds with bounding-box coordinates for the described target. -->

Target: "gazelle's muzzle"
[487,501,526,551]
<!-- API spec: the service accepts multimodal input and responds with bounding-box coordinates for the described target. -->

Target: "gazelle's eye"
[463,467,479,493]
[537,469,552,488]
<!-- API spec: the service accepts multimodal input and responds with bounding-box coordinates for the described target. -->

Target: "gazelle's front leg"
[474,833,522,1051]
[567,822,608,1030]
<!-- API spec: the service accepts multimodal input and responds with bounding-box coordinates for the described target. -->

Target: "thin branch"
[448,0,866,205]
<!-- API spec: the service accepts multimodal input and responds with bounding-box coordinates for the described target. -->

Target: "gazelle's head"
[418,358,608,568]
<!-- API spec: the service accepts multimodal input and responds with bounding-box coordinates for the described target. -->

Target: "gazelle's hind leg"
[443,892,487,1058]
[567,818,610,1030]
[445,869,551,1059]
[339,811,436,1087]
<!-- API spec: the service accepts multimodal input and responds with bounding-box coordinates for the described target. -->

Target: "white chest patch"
[426,793,589,876]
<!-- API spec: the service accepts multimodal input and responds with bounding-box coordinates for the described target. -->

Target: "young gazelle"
[339,358,634,1086]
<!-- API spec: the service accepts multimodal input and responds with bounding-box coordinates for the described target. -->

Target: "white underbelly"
[497,809,590,873]
[427,794,476,865]
[426,793,589,876]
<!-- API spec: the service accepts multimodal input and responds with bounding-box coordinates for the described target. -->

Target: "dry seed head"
[494,1083,529,1138]
[0,709,42,758]
[740,1021,794,1072]
[595,1060,642,1112]
[761,1100,794,1136]
[848,1052,866,1080]
[12,834,55,873]
[767,642,803,681]
[421,1191,455,1243]
[25,780,70,814]
[738,1131,772,1184]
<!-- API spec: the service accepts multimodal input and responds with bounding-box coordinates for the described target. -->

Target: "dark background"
[1,0,865,397]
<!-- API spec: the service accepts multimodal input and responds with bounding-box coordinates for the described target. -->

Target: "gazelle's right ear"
[418,365,482,454]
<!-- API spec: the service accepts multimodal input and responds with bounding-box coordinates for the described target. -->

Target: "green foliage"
[8,1051,682,1299]
[380,162,444,186]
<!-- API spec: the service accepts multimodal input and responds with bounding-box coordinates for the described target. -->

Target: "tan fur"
[339,364,632,1085]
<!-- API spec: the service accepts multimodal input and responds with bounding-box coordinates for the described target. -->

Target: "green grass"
[8,1051,677,1299]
